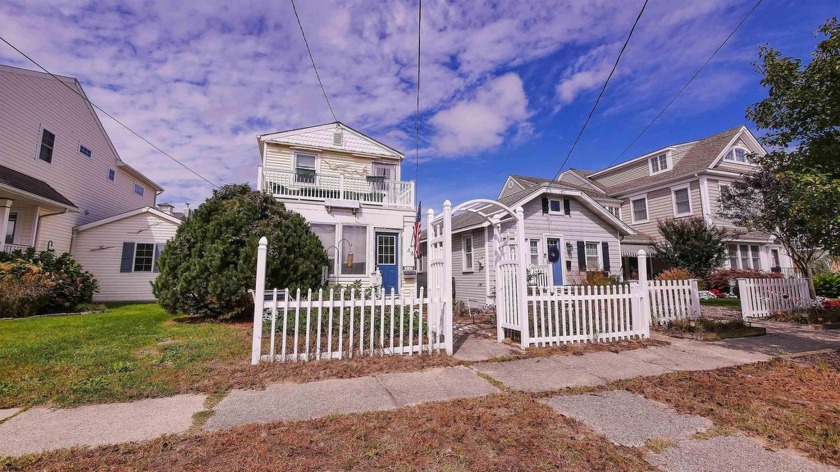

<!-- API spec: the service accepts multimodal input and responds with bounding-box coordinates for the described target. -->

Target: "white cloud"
[429,73,530,156]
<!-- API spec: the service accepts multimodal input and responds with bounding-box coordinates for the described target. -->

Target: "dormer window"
[724,147,750,163]
[649,153,669,175]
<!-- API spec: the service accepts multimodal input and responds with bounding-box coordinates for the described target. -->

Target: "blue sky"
[0,0,836,211]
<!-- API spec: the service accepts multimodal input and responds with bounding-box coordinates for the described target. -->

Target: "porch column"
[0,198,13,253]
[515,206,530,348]
[30,207,41,248]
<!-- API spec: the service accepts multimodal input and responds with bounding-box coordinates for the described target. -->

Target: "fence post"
[256,165,264,193]
[637,250,651,336]
[737,278,749,320]
[442,200,454,355]
[515,206,530,348]
[689,279,701,319]
[251,236,268,365]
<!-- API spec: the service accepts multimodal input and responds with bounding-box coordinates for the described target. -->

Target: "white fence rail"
[649,280,701,325]
[255,287,446,363]
[262,168,415,208]
[525,284,649,346]
[738,277,811,319]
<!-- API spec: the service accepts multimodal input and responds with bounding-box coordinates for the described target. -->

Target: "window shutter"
[541,197,549,214]
[563,198,571,216]
[602,242,610,271]
[577,241,586,271]
[153,243,164,273]
[120,243,135,273]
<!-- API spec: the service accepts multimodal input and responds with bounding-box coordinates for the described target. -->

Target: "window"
[79,144,92,158]
[649,153,669,174]
[341,226,366,275]
[372,163,396,181]
[108,169,116,181]
[607,206,620,218]
[295,153,317,183]
[728,244,762,269]
[751,245,761,269]
[585,242,599,270]
[672,187,691,216]
[5,213,17,244]
[38,128,55,163]
[727,245,738,269]
[377,234,396,265]
[771,249,781,268]
[463,235,474,271]
[134,183,144,197]
[548,198,570,215]
[724,148,749,163]
[549,199,561,213]
[133,243,154,272]
[631,197,648,223]
[529,239,540,266]
[311,224,336,275]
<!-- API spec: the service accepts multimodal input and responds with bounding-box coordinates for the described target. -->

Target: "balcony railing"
[2,243,31,254]
[262,169,415,208]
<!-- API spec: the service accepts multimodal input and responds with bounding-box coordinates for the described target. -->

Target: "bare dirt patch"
[2,394,653,471]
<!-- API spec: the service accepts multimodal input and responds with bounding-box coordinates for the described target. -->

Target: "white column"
[442,200,454,355]
[515,207,530,348]
[256,165,264,193]
[251,236,268,365]
[492,216,504,343]
[637,249,651,336]
[0,199,12,253]
[698,176,712,225]
[30,207,40,247]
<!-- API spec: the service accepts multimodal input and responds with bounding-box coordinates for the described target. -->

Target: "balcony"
[262,169,415,209]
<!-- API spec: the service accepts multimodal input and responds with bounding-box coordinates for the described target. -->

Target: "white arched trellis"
[427,199,530,347]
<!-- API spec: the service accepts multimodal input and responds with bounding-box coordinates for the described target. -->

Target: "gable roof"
[509,174,619,202]
[75,206,182,232]
[0,164,77,209]
[258,122,404,160]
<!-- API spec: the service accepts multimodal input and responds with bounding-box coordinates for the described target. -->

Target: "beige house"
[558,125,795,278]
[256,122,417,295]
[0,64,177,301]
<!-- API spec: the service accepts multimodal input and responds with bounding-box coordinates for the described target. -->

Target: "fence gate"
[738,277,811,319]
[425,202,454,355]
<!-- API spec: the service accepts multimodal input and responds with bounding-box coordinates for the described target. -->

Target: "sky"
[0,0,836,212]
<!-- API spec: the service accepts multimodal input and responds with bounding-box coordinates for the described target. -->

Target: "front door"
[547,238,563,286]
[376,233,399,294]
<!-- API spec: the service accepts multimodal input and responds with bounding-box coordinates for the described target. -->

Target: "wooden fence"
[738,277,811,319]
[648,280,701,325]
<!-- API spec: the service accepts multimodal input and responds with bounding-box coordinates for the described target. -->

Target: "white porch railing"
[262,169,415,208]
[1,243,30,254]
[649,280,701,325]
[527,264,551,287]
[738,277,811,319]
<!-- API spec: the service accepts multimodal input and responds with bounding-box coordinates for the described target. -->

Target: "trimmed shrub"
[582,271,622,286]
[653,218,728,279]
[655,267,695,281]
[814,272,840,298]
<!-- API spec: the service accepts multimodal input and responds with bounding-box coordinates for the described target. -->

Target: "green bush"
[653,218,728,279]
[0,250,98,317]
[152,184,329,319]
[814,272,840,298]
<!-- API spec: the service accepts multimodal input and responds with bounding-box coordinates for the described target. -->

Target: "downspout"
[35,209,70,252]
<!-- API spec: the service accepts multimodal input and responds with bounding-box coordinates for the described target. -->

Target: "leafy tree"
[721,18,840,297]
[653,217,727,279]
[152,184,328,318]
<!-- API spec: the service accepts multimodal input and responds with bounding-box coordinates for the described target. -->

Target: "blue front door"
[376,233,399,294]
[547,238,563,286]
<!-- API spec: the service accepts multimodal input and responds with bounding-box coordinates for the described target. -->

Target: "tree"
[152,184,328,318]
[653,217,728,279]
[721,18,840,297]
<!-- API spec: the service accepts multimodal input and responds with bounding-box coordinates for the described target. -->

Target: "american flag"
[412,202,422,258]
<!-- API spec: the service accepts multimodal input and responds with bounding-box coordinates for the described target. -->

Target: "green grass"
[0,304,249,408]
[699,298,742,308]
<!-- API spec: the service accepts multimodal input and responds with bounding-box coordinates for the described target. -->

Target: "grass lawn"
[699,298,742,308]
[0,304,251,408]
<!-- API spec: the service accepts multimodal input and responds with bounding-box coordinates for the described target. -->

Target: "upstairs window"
[631,197,648,223]
[134,183,144,197]
[295,153,317,183]
[672,186,692,216]
[724,148,749,163]
[649,153,669,174]
[108,169,116,181]
[38,129,55,163]
[79,144,92,158]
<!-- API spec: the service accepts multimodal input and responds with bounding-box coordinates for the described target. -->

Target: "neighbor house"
[560,125,795,278]
[0,64,178,301]
[256,122,417,295]
[421,177,635,306]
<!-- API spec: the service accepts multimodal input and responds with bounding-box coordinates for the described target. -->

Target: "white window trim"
[606,206,621,219]
[727,243,763,270]
[294,151,320,173]
[132,242,156,273]
[722,146,753,165]
[548,198,565,215]
[671,185,693,217]
[649,152,672,176]
[36,126,55,164]
[528,238,541,266]
[583,240,603,271]
[462,235,474,273]
[629,195,649,224]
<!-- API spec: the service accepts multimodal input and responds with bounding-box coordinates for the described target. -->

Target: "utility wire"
[0,35,219,189]
[290,0,338,122]
[551,0,649,179]
[415,0,422,184]
[607,0,764,167]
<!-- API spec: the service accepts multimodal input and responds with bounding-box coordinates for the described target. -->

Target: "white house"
[256,122,417,295]
[72,207,182,301]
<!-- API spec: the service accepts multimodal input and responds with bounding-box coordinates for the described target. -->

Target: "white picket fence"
[255,287,446,363]
[525,285,649,346]
[738,277,811,319]
[649,280,701,325]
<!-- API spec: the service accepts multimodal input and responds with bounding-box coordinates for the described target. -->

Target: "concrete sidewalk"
[0,336,803,458]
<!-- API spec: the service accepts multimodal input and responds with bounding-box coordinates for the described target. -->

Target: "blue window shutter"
[602,242,611,271]
[153,243,164,273]
[120,243,135,273]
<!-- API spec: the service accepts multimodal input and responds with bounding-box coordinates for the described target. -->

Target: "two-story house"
[558,125,795,278]
[0,64,178,301]
[256,122,417,295]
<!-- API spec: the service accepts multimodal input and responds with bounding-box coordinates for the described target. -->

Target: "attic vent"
[333,130,343,146]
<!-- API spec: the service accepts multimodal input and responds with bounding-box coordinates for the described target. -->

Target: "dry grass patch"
[643,438,677,454]
[2,394,653,471]
[792,350,840,372]
[616,358,840,467]
[520,338,669,359]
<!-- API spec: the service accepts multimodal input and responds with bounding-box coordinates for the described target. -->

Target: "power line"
[415,0,422,184]
[551,0,649,180]
[0,35,219,189]
[290,0,338,123]
[607,0,764,167]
